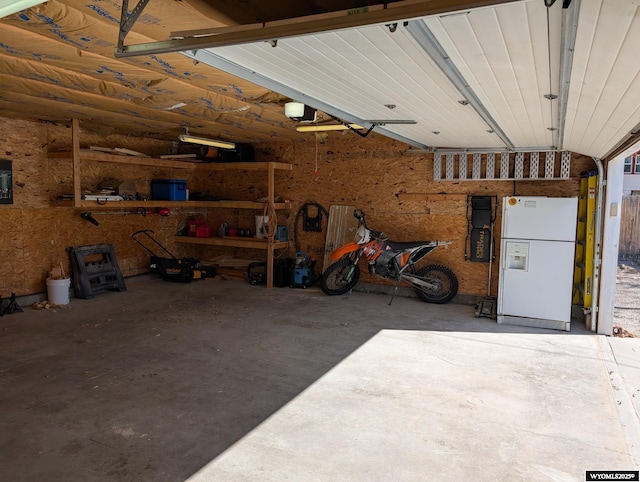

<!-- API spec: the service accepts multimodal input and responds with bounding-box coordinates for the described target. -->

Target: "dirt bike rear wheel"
[321,258,360,295]
[414,264,458,304]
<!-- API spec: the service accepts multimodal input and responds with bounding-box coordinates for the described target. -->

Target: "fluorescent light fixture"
[0,0,46,18]
[296,124,364,133]
[178,135,235,149]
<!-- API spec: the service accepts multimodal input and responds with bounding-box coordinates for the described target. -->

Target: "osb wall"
[0,117,596,300]
[257,133,595,300]
[1,118,207,296]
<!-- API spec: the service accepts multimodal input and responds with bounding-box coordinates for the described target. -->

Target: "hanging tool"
[88,209,149,217]
[80,212,99,226]
[260,201,278,239]
[293,201,329,252]
[302,204,323,232]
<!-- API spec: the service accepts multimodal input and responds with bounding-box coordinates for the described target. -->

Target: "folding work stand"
[68,244,126,299]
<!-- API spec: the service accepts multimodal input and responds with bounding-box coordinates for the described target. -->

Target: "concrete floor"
[1,278,638,482]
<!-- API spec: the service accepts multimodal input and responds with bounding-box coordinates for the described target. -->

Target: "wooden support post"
[266,162,276,288]
[71,119,81,208]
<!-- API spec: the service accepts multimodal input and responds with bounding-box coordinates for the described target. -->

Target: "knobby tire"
[321,258,360,295]
[413,264,458,304]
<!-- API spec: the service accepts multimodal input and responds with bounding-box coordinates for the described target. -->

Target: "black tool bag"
[274,258,294,287]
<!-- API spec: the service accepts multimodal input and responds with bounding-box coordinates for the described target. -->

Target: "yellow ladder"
[573,170,598,312]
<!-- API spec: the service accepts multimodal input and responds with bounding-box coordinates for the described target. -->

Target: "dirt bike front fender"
[330,242,361,261]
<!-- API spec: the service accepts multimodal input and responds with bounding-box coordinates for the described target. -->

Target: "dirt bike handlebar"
[353,209,385,240]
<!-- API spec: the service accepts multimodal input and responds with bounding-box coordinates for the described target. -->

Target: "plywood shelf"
[175,236,289,250]
[48,150,293,172]
[51,120,292,288]
[50,200,291,209]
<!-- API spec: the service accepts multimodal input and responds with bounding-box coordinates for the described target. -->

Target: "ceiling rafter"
[0,11,293,140]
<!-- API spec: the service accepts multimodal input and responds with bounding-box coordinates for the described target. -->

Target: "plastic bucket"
[255,215,269,238]
[46,278,71,305]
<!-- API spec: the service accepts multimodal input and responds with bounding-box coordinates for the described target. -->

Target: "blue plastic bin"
[151,179,187,201]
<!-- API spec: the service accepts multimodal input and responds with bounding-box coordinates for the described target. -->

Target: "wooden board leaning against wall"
[0,116,595,300]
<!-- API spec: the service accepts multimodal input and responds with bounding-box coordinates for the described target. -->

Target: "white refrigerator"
[497,196,578,331]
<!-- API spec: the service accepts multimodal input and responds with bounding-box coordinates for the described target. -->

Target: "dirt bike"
[321,209,458,304]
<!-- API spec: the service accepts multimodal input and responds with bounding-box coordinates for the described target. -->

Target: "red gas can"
[187,220,204,236]
[195,225,212,238]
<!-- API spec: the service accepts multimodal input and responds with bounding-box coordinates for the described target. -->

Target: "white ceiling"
[183,0,640,158]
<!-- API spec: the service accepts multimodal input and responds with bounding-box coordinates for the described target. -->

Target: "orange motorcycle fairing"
[329,242,361,260]
[363,240,385,262]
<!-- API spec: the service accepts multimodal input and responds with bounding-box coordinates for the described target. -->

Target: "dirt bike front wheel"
[321,258,361,295]
[414,264,458,304]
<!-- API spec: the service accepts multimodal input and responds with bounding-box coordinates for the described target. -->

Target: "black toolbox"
[217,143,255,162]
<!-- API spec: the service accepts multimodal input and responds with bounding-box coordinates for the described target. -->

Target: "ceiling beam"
[114,0,519,58]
